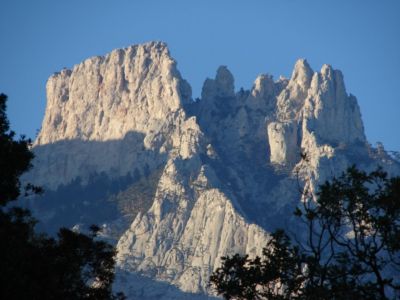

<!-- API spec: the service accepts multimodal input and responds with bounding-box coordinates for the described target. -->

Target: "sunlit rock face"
[31,42,192,189]
[27,42,399,299]
[38,42,191,144]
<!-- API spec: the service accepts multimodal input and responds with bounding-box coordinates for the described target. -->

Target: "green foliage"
[0,208,122,299]
[0,94,124,299]
[210,167,400,299]
[210,230,304,300]
[111,167,163,218]
[0,93,38,205]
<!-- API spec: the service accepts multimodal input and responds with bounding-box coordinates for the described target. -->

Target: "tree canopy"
[0,94,124,299]
[0,93,35,205]
[210,166,400,299]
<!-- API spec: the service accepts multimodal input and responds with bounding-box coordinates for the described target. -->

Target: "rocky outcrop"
[116,158,268,295]
[27,42,399,299]
[267,59,367,185]
[32,42,191,188]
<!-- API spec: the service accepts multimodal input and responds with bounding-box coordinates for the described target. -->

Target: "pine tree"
[0,94,125,299]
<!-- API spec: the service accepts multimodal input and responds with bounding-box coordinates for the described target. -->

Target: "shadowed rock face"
[26,42,399,299]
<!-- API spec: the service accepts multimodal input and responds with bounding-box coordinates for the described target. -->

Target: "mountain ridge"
[25,42,400,299]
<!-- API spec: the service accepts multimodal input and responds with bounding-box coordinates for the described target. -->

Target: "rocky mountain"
[24,41,399,299]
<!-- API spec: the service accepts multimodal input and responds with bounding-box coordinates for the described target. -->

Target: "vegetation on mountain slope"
[211,166,400,299]
[0,93,124,300]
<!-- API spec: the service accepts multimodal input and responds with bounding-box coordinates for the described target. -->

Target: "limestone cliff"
[26,42,399,299]
[32,42,191,188]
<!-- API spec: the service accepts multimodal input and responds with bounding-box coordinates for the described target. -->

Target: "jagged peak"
[201,65,235,99]
[290,58,314,88]
[310,64,347,97]
[215,65,235,97]
[320,63,334,78]
[111,41,170,57]
[251,74,275,99]
[52,68,72,78]
[319,65,347,92]
[278,75,289,82]
[216,65,233,80]
[142,40,169,50]
[254,73,274,83]
[37,41,193,146]
[56,41,173,78]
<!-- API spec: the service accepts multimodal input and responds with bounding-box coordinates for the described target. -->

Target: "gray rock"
[27,42,399,299]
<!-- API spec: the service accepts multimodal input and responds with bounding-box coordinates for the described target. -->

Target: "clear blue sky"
[1,0,399,150]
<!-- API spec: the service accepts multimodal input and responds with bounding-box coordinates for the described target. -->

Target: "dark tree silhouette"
[210,167,400,299]
[0,94,124,299]
[210,230,305,300]
[0,94,37,205]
